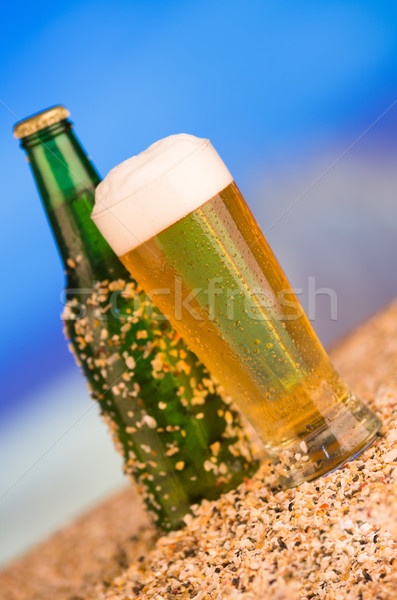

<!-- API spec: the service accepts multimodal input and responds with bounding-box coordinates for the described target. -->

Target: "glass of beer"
[92,135,381,486]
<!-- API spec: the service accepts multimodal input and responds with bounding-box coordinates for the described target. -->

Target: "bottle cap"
[13,105,70,139]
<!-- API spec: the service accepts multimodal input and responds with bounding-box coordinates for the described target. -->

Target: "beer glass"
[92,134,381,486]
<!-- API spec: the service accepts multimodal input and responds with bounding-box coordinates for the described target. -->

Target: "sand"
[1,300,397,600]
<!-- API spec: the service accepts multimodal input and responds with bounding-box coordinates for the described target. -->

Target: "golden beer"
[92,135,381,485]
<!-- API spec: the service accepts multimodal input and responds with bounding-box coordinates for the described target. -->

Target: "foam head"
[92,134,233,256]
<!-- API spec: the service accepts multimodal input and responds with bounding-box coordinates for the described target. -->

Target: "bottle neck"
[22,120,128,287]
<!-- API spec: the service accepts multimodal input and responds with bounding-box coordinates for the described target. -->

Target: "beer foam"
[92,134,233,256]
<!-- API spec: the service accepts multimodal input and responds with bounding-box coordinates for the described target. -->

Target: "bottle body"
[15,108,258,530]
[63,277,255,527]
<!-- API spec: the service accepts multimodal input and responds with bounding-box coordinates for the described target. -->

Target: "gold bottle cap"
[13,105,70,139]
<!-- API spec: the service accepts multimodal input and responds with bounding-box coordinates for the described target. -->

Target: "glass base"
[270,394,382,488]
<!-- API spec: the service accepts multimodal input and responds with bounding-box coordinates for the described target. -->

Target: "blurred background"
[1,0,397,567]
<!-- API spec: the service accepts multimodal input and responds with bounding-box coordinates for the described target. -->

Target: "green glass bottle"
[14,106,258,530]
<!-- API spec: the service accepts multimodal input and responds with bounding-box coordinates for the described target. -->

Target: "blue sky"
[1,0,397,418]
